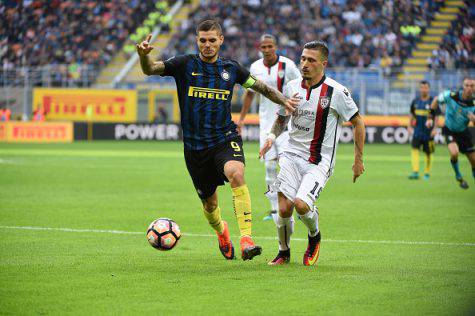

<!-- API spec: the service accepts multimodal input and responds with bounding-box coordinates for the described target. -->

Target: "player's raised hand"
[352,160,365,183]
[284,93,300,115]
[259,138,274,159]
[136,34,154,57]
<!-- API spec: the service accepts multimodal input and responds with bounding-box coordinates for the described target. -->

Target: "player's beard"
[201,49,218,60]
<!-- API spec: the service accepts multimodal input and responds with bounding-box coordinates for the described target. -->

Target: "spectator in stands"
[0,106,11,121]
[32,106,46,122]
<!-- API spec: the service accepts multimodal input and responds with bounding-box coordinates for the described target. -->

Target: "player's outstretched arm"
[250,80,299,114]
[259,115,290,159]
[136,34,165,76]
[237,90,256,134]
[350,113,365,183]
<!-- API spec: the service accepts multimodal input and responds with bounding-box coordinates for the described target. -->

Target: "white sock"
[277,214,294,251]
[299,207,319,237]
[265,160,279,213]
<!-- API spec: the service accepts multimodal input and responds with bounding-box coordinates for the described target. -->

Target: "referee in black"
[137,19,298,261]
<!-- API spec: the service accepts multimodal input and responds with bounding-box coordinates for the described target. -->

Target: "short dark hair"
[260,34,277,45]
[196,19,222,35]
[419,80,430,87]
[303,40,329,61]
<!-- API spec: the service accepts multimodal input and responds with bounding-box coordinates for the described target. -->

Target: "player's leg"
[223,159,262,260]
[444,127,468,188]
[422,140,434,180]
[409,138,420,179]
[459,130,475,183]
[294,166,326,266]
[466,151,475,182]
[268,153,299,265]
[268,193,294,265]
[260,130,279,223]
[263,158,279,223]
[202,192,234,260]
[184,148,234,259]
[448,142,468,189]
[218,138,261,260]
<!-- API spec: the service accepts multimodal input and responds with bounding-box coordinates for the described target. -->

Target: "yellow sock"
[424,153,433,174]
[411,148,420,172]
[232,185,252,237]
[203,206,224,234]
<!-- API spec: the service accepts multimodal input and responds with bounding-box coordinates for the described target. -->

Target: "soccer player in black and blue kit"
[408,81,436,180]
[137,20,299,260]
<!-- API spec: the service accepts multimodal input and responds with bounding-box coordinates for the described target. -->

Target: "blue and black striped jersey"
[410,96,434,141]
[162,54,255,150]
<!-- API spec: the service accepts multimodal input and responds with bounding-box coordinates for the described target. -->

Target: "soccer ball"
[146,218,181,251]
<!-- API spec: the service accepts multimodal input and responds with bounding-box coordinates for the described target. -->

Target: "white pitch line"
[1,225,474,247]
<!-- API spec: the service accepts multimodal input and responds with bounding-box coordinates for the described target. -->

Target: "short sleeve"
[233,61,252,86]
[287,61,301,82]
[161,55,189,77]
[410,100,415,115]
[332,87,358,122]
[437,90,450,104]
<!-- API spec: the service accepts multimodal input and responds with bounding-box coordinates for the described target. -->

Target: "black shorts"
[411,137,435,154]
[442,126,474,154]
[184,137,245,200]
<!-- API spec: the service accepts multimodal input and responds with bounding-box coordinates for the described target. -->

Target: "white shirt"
[249,55,301,133]
[280,76,358,170]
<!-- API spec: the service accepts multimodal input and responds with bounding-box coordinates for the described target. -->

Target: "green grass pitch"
[0,141,474,315]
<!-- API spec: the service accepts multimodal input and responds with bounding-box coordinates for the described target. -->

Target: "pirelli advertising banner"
[0,122,73,143]
[33,88,137,122]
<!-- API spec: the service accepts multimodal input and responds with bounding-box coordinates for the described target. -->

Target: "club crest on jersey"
[221,70,230,81]
[277,70,285,78]
[319,96,330,109]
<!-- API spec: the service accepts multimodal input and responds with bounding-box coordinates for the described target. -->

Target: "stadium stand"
[0,0,164,86]
[162,0,446,70]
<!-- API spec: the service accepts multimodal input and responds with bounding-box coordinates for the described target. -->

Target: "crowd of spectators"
[1,0,472,88]
[427,2,475,70]
[162,0,445,71]
[1,0,160,86]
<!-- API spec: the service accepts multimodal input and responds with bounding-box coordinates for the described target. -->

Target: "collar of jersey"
[263,54,279,68]
[301,74,326,90]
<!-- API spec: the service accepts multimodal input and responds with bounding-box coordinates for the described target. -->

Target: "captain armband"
[242,75,257,89]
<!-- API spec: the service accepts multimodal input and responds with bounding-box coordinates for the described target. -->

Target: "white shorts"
[260,131,289,161]
[274,152,330,208]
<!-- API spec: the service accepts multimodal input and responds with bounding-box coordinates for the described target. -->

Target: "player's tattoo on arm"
[269,115,290,138]
[251,79,287,106]
[139,55,165,76]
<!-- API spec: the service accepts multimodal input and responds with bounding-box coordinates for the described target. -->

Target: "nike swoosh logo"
[191,72,203,76]
[244,212,251,215]
[233,154,242,157]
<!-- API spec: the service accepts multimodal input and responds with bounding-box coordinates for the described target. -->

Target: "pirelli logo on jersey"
[415,109,429,116]
[188,86,230,100]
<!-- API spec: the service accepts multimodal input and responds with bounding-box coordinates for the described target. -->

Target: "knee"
[202,199,218,212]
[294,198,311,215]
[279,205,293,218]
[228,169,245,185]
